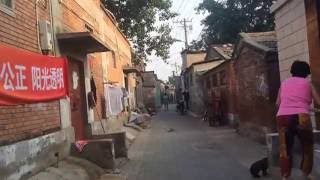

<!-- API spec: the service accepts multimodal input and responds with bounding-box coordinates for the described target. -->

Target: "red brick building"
[0,0,60,146]
[201,60,237,126]
[0,0,133,179]
[233,32,280,142]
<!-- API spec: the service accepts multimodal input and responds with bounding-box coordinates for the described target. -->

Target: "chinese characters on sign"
[0,44,68,105]
[31,67,64,91]
[0,63,65,91]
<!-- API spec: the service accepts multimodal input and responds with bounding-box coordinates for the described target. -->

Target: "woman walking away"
[276,61,320,180]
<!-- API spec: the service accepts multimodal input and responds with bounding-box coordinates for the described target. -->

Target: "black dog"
[250,157,268,178]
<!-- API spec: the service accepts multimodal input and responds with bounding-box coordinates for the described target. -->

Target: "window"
[1,0,13,8]
[85,24,94,33]
[0,0,14,15]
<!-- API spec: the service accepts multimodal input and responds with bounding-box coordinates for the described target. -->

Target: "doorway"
[68,58,88,140]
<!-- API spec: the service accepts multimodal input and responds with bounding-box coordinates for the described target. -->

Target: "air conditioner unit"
[39,20,53,51]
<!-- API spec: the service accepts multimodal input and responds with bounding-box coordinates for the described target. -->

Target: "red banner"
[0,44,69,105]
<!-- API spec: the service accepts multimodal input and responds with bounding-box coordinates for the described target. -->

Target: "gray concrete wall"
[0,127,75,180]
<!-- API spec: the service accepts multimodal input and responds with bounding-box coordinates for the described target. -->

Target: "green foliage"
[103,0,177,64]
[190,0,275,50]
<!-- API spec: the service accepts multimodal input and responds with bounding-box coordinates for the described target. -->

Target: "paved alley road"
[122,106,272,180]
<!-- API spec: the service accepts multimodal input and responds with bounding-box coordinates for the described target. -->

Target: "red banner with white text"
[0,44,69,105]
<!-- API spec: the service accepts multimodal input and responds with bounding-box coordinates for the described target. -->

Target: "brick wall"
[271,0,310,80]
[0,0,61,146]
[61,0,132,120]
[60,0,105,120]
[89,54,106,119]
[201,61,236,125]
[235,46,279,142]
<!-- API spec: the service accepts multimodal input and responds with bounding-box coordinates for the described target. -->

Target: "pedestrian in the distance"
[163,93,169,111]
[276,61,320,180]
[183,90,190,110]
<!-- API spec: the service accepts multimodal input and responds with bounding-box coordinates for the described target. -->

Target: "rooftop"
[240,31,277,52]
[209,44,234,60]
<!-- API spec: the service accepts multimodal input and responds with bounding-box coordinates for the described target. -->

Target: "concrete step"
[71,139,116,170]
[91,132,128,158]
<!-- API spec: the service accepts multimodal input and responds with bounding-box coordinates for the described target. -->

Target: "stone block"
[91,131,128,158]
[71,139,115,169]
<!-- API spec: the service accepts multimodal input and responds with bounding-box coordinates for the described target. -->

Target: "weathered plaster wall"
[0,127,75,180]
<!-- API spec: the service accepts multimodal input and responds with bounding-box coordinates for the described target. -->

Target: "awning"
[123,65,141,75]
[57,32,110,54]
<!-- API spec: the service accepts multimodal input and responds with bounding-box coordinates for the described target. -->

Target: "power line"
[196,26,206,41]
[173,18,192,49]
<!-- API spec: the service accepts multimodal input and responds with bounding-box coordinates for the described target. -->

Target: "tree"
[103,0,177,64]
[190,0,275,50]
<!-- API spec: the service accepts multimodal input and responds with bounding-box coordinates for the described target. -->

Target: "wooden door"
[68,59,87,140]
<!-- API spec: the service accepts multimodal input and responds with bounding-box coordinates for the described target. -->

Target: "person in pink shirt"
[276,61,320,180]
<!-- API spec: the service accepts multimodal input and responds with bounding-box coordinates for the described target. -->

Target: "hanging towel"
[105,85,124,115]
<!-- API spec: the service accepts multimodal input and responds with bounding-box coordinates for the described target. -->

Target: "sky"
[146,0,207,81]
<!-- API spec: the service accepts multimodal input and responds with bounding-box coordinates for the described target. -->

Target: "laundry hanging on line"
[104,84,124,115]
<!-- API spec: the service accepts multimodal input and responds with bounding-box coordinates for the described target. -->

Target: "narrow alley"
[122,106,269,180]
[2,0,320,180]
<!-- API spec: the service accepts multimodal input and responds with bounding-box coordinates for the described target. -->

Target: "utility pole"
[174,18,192,49]
[183,19,189,49]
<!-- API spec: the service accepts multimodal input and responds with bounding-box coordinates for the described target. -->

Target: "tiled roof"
[210,44,234,60]
[240,31,277,51]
